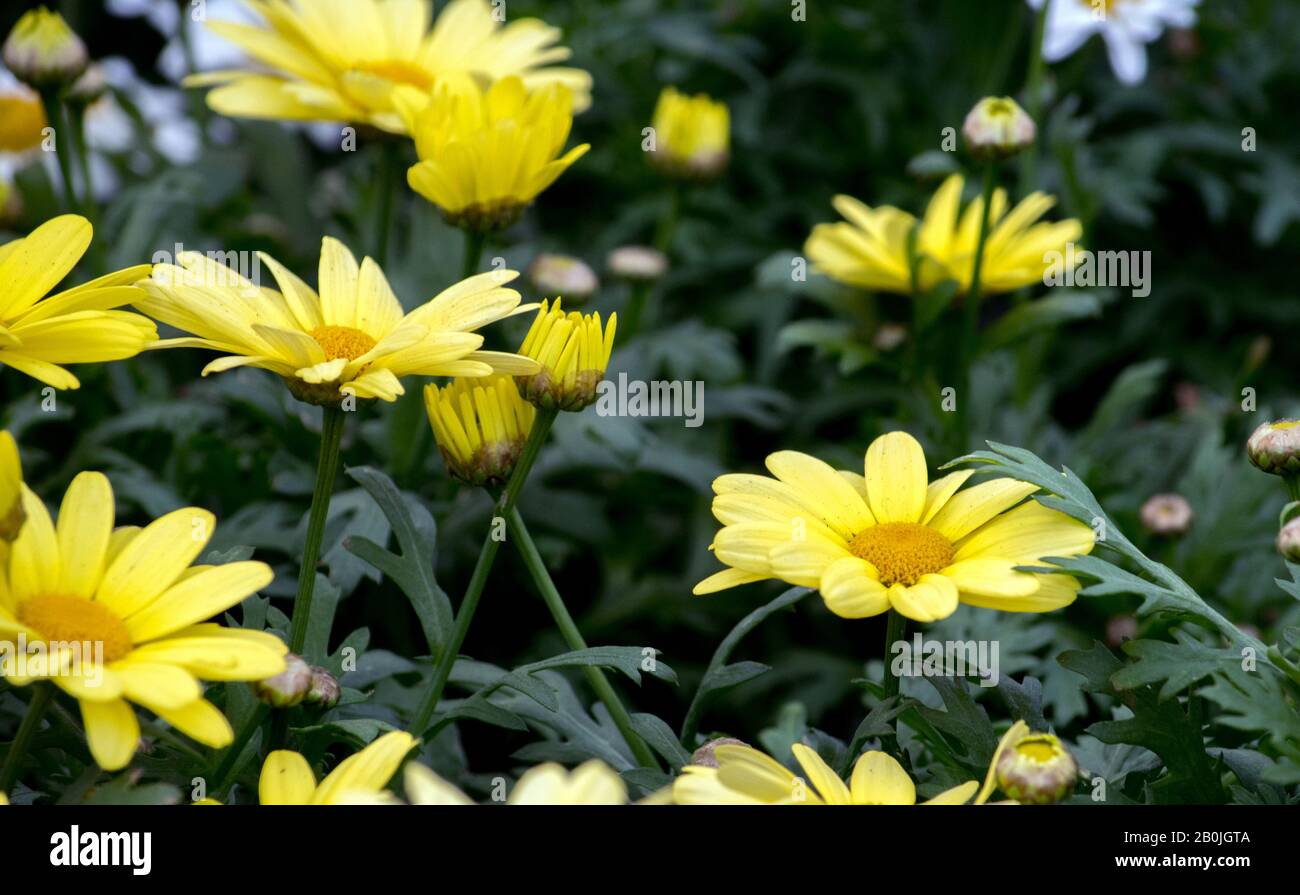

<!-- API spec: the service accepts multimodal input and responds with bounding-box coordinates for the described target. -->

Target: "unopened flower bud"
[690,737,748,769]
[649,87,729,181]
[305,666,341,709]
[528,254,598,304]
[995,732,1077,805]
[254,652,313,708]
[425,376,534,487]
[606,245,668,284]
[1247,419,1300,477]
[1278,517,1300,563]
[1139,493,1193,537]
[873,322,908,352]
[3,7,88,90]
[1105,614,1137,648]
[65,63,109,108]
[963,96,1036,161]
[514,299,616,412]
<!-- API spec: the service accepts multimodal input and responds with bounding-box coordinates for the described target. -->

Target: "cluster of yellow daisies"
[0,0,1093,806]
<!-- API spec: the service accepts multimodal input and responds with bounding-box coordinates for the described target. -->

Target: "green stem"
[506,508,659,770]
[411,408,558,737]
[881,610,908,701]
[1284,475,1300,504]
[1019,0,1049,190]
[177,7,211,147]
[653,185,681,255]
[374,141,400,266]
[40,91,82,215]
[0,683,54,794]
[288,405,347,656]
[619,282,651,345]
[956,164,998,450]
[209,702,269,795]
[461,229,487,280]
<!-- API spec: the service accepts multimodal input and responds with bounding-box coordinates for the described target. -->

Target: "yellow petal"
[312,730,416,805]
[96,507,215,617]
[818,556,889,619]
[791,743,851,804]
[849,751,916,805]
[864,432,928,524]
[56,472,113,600]
[80,698,140,771]
[124,561,274,643]
[886,574,959,623]
[927,479,1038,542]
[260,750,318,805]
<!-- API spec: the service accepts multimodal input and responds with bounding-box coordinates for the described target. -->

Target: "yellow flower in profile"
[425,375,534,487]
[695,431,1094,624]
[0,473,286,771]
[2,7,87,89]
[138,237,539,405]
[805,174,1082,296]
[0,215,157,390]
[0,82,46,155]
[396,75,589,232]
[192,0,592,133]
[675,722,1030,806]
[259,730,416,805]
[649,87,729,179]
[404,758,627,805]
[514,298,616,412]
[0,431,26,541]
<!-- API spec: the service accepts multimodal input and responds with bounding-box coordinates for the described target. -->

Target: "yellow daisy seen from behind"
[0,430,25,542]
[0,215,156,390]
[0,473,286,770]
[259,730,416,804]
[805,173,1082,296]
[695,431,1094,623]
[192,0,592,133]
[649,86,729,180]
[138,236,539,405]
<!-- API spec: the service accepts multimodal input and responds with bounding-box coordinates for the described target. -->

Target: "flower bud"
[1247,419,1300,477]
[528,254,598,305]
[305,666,341,709]
[649,87,729,181]
[873,322,908,352]
[514,298,616,412]
[1105,614,1137,649]
[1138,493,1193,537]
[962,96,1036,161]
[3,7,88,90]
[1278,517,1300,563]
[254,652,313,708]
[425,375,534,487]
[65,63,109,108]
[995,731,1078,805]
[606,245,668,283]
[689,737,748,769]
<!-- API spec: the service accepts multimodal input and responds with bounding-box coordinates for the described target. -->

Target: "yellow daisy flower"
[675,722,1029,805]
[0,215,156,390]
[259,730,416,804]
[425,374,534,487]
[514,298,616,411]
[403,758,627,805]
[0,431,25,542]
[649,86,730,180]
[694,431,1094,623]
[804,173,1082,296]
[0,81,46,155]
[0,473,286,771]
[137,236,539,405]
[191,0,592,133]
[396,75,589,232]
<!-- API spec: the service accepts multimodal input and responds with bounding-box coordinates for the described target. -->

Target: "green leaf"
[1112,634,1241,700]
[980,290,1106,352]
[630,713,693,770]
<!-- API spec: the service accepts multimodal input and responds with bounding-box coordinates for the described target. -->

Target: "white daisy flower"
[1027,0,1200,85]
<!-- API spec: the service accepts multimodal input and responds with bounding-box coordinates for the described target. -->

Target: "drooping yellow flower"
[649,86,729,180]
[674,722,1029,805]
[404,758,627,805]
[805,174,1082,296]
[191,0,591,133]
[425,375,534,487]
[259,730,416,804]
[137,236,539,405]
[2,7,87,89]
[0,215,157,390]
[396,75,589,232]
[0,473,287,771]
[0,431,26,542]
[695,431,1094,624]
[0,82,46,155]
[514,298,615,411]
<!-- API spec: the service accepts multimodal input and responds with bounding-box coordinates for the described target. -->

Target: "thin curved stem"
[506,508,659,770]
[956,164,998,450]
[411,407,558,737]
[209,702,269,795]
[40,91,82,215]
[881,610,908,701]
[288,405,347,656]
[462,229,487,280]
[0,683,54,795]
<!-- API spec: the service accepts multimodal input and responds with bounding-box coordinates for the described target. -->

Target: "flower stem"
[288,405,347,656]
[39,90,82,215]
[505,507,659,770]
[956,164,998,450]
[881,610,907,700]
[209,702,269,795]
[374,141,400,266]
[654,184,681,255]
[0,683,54,794]
[619,282,651,344]
[1019,0,1049,190]
[411,407,558,737]
[461,229,487,280]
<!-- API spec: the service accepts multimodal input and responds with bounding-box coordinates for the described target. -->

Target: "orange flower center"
[847,522,954,587]
[311,325,377,361]
[16,595,133,663]
[351,60,434,91]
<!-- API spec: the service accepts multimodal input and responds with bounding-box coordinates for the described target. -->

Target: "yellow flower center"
[1078,0,1117,11]
[847,522,955,587]
[311,325,377,361]
[16,595,133,663]
[0,93,48,153]
[352,60,434,91]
